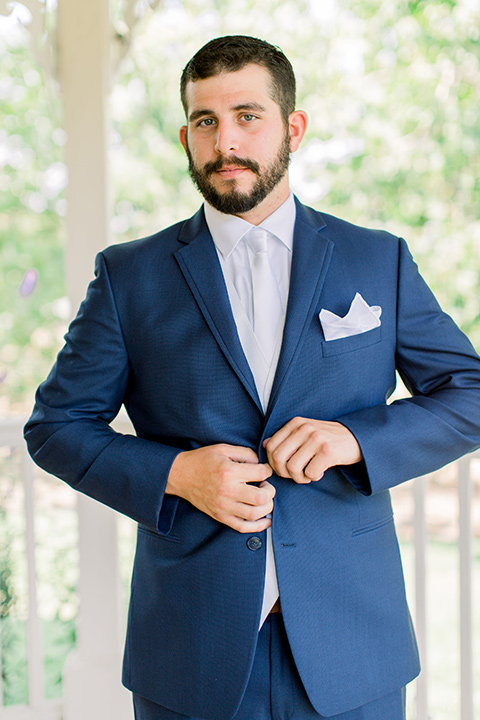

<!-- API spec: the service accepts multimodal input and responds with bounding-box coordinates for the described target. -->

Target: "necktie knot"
[247,227,269,255]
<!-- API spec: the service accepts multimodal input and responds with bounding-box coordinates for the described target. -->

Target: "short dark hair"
[180,35,296,124]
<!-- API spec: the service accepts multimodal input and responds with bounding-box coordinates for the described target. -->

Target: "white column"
[458,456,474,720]
[413,476,428,720]
[59,0,111,309]
[57,1,133,717]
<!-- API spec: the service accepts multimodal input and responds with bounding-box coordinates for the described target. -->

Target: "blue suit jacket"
[25,199,480,718]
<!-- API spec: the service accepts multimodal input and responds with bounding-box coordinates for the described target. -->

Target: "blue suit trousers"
[133,614,406,720]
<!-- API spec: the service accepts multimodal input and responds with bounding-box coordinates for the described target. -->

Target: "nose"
[214,121,239,155]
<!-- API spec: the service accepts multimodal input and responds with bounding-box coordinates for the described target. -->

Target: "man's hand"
[166,444,275,533]
[264,417,362,484]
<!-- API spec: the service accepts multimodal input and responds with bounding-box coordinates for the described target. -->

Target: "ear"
[179,126,188,152]
[288,110,308,153]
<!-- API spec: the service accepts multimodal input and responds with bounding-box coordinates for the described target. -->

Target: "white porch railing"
[0,416,478,720]
[408,455,479,720]
[0,416,132,720]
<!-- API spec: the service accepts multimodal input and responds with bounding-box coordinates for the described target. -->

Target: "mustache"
[203,156,261,176]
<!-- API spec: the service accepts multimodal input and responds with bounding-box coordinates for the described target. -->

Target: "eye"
[197,117,216,127]
[241,114,256,122]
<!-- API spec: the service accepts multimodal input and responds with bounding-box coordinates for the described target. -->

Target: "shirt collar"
[204,192,296,258]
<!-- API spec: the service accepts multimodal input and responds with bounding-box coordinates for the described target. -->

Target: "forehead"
[183,64,277,117]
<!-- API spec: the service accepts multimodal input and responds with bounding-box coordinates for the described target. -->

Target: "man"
[25,35,480,720]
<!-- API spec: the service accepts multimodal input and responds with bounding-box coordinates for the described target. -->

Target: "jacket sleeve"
[337,237,480,495]
[24,252,181,533]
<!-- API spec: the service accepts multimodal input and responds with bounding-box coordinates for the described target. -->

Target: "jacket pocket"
[138,524,181,543]
[321,325,382,357]
[351,513,394,536]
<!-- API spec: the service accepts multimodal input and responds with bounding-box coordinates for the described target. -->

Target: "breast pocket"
[320,325,382,357]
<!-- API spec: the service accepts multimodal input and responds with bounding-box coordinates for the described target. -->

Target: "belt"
[269,598,282,614]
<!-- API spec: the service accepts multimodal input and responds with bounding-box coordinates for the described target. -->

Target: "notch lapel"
[267,201,334,414]
[174,209,263,413]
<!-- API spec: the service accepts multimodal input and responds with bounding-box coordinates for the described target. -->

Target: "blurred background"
[0,1,479,719]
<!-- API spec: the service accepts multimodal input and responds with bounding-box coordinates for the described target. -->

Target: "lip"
[216,167,249,178]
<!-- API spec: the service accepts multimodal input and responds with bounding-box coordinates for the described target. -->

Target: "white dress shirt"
[204,193,296,626]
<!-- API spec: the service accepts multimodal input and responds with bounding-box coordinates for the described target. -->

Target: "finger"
[284,434,328,483]
[268,420,331,480]
[258,479,276,495]
[265,418,308,450]
[267,428,309,478]
[232,497,274,522]
[263,418,300,453]
[282,455,312,483]
[237,479,276,507]
[218,444,260,464]
[228,515,272,534]
[237,461,273,483]
[303,444,333,481]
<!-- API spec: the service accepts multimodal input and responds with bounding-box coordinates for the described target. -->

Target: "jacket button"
[247,536,262,551]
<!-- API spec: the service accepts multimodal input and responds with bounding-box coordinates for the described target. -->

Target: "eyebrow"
[232,102,267,113]
[188,102,267,123]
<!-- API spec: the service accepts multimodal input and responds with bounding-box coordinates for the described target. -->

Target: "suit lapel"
[173,201,334,418]
[267,200,334,414]
[174,208,263,412]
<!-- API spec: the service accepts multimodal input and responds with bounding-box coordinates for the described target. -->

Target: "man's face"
[179,64,305,222]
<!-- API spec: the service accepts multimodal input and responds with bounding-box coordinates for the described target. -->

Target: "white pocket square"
[319,292,382,341]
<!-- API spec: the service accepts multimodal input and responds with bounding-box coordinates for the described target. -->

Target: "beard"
[185,130,291,215]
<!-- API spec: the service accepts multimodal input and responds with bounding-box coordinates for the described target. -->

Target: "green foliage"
[1,0,479,406]
[0,617,28,705]
[0,3,479,713]
[0,26,67,410]
[0,616,76,705]
[110,0,480,347]
[42,617,76,700]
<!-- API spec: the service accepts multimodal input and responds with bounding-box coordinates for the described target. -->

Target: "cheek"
[196,141,217,164]
[248,132,283,159]
[187,133,209,156]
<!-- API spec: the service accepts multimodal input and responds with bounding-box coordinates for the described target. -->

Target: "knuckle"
[217,465,232,484]
[260,485,275,503]
[271,448,284,464]
[256,490,267,505]
[215,496,228,512]
[286,457,301,474]
[320,441,332,459]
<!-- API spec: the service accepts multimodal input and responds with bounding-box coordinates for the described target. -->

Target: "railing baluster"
[413,475,429,720]
[0,420,478,720]
[458,455,474,720]
[22,444,44,708]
